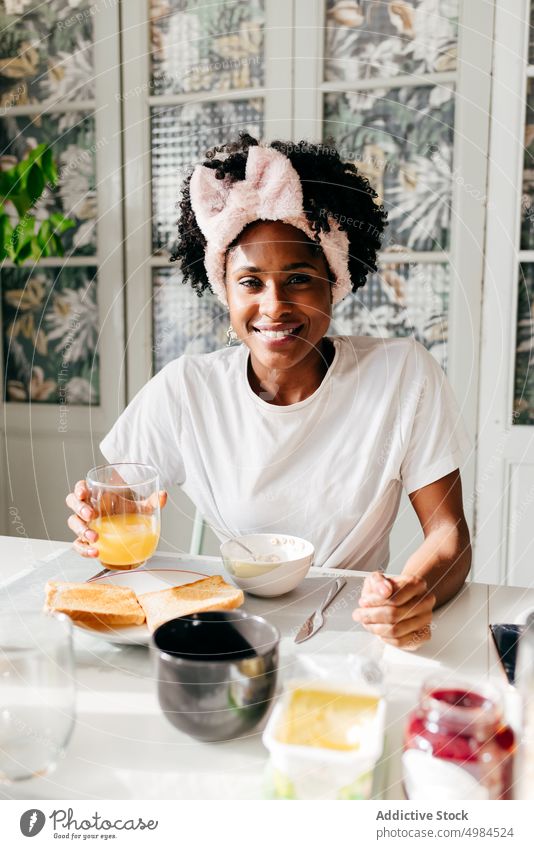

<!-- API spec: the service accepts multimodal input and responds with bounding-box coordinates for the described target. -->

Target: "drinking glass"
[86,462,161,570]
[516,614,534,798]
[0,612,76,783]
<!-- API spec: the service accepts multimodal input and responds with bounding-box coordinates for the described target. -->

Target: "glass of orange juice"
[86,463,161,570]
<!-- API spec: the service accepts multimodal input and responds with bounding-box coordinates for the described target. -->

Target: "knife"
[294,578,347,643]
[86,567,113,583]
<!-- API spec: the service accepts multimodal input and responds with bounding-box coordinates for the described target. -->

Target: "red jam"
[403,683,515,800]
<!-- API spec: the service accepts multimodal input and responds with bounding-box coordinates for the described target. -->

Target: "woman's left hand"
[352,571,436,651]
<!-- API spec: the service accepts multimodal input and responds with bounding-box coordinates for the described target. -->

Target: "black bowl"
[151,610,280,742]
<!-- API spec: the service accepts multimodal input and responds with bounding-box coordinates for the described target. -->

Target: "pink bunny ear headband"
[188,144,352,307]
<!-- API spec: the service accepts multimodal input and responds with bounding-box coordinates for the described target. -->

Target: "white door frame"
[476,0,534,585]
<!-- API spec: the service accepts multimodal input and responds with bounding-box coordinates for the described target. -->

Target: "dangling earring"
[226,324,238,346]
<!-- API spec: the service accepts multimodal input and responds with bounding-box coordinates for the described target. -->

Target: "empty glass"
[0,612,76,782]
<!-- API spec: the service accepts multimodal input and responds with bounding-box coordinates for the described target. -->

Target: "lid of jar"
[419,677,503,733]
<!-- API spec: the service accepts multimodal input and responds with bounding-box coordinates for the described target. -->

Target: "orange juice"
[90,513,160,569]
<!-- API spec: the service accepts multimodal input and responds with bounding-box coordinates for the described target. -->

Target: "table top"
[1,535,533,801]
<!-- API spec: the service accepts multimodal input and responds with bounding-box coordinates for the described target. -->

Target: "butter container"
[262,682,386,800]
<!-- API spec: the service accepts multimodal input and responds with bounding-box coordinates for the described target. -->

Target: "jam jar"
[403,678,515,800]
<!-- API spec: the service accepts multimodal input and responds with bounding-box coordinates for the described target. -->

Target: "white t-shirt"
[100,335,471,571]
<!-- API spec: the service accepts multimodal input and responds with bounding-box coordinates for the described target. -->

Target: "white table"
[1,535,532,801]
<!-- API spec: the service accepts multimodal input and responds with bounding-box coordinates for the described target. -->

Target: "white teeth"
[255,327,299,339]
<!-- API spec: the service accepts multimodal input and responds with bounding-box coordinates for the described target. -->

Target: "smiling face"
[225,220,333,375]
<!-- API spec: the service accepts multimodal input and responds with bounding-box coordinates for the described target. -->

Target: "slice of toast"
[44,580,146,628]
[138,575,244,633]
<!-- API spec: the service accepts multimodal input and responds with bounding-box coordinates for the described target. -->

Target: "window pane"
[323,84,455,251]
[2,265,99,405]
[0,111,97,255]
[521,79,534,250]
[151,97,263,254]
[324,0,459,83]
[152,268,228,372]
[150,0,265,96]
[0,0,94,106]
[514,263,534,424]
[330,261,450,369]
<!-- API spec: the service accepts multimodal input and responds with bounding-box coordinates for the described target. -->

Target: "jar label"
[402,750,489,800]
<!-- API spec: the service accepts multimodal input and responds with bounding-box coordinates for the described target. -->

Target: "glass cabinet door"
[321,0,460,371]
[0,1,124,540]
[121,0,272,386]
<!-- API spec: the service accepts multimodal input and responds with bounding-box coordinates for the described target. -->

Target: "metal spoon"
[229,538,258,561]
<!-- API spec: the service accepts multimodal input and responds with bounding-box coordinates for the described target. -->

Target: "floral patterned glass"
[2,265,100,404]
[0,0,94,108]
[330,261,449,369]
[150,0,265,96]
[0,111,97,255]
[323,84,455,252]
[514,263,534,425]
[152,268,229,372]
[152,263,449,373]
[324,0,459,83]
[521,78,534,250]
[151,97,263,254]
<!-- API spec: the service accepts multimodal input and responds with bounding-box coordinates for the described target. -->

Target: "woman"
[66,134,472,650]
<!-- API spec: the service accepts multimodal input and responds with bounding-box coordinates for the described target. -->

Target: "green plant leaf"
[1,210,16,260]
[11,221,20,252]
[14,240,33,264]
[41,147,57,186]
[49,212,76,234]
[0,214,12,260]
[14,214,36,249]
[16,158,33,180]
[30,236,43,258]
[0,169,17,200]
[2,224,16,260]
[9,193,31,218]
[0,145,71,260]
[26,163,45,204]
[51,232,64,256]
[37,219,51,250]
[27,143,47,165]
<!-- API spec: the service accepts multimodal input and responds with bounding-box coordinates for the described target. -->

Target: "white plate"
[72,563,210,646]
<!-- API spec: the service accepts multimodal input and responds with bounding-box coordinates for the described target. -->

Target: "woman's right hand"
[65,479,99,558]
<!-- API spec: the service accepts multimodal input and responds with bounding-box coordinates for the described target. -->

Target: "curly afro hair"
[170,132,387,298]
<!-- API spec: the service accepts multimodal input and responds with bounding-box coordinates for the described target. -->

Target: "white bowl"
[220,534,315,598]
